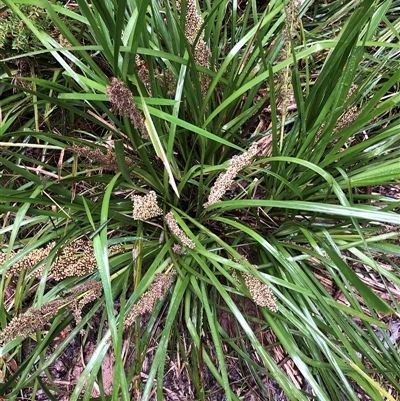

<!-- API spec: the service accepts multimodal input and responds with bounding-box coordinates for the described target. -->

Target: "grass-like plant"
[0,0,399,400]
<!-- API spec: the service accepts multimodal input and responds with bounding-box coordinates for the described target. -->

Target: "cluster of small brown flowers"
[50,239,97,281]
[3,242,56,277]
[278,1,302,119]
[172,244,183,255]
[203,143,259,207]
[334,105,359,133]
[233,270,278,312]
[71,144,132,172]
[0,297,74,345]
[283,1,302,38]
[256,135,273,157]
[156,68,178,96]
[333,85,359,134]
[132,191,163,221]
[124,270,176,327]
[2,241,122,281]
[106,77,149,139]
[69,281,103,334]
[50,26,70,48]
[177,0,211,98]
[164,212,195,249]
[135,55,178,97]
[10,59,32,90]
[317,85,359,141]
[108,244,123,256]
[58,34,70,48]
[135,55,152,95]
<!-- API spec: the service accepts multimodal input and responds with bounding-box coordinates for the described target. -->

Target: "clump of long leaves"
[0,0,400,400]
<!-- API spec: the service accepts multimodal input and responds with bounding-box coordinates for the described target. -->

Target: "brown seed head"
[106,77,149,138]
[132,191,163,221]
[164,212,195,249]
[124,270,175,327]
[4,242,56,277]
[203,143,259,207]
[50,239,97,281]
[334,85,359,133]
[70,281,103,333]
[71,144,125,172]
[156,69,177,96]
[233,271,278,312]
[176,0,211,98]
[172,244,183,255]
[135,55,152,95]
[0,297,74,345]
[108,244,123,256]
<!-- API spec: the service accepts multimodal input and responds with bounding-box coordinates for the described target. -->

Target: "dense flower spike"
[203,143,259,207]
[156,68,177,96]
[135,55,152,95]
[124,270,176,327]
[132,191,163,221]
[0,281,105,344]
[0,297,74,345]
[3,242,56,277]
[172,244,183,255]
[333,84,359,133]
[105,77,149,138]
[164,212,195,249]
[2,241,121,281]
[71,144,134,172]
[108,244,124,256]
[50,239,97,281]
[73,145,117,170]
[70,281,103,333]
[241,272,278,312]
[317,84,359,139]
[177,0,211,98]
[279,1,303,118]
[135,54,178,96]
[233,271,278,312]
